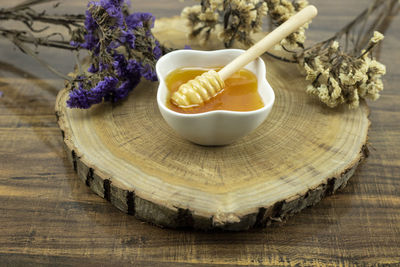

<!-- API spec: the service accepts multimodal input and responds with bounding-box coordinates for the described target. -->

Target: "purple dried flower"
[99,0,124,27]
[68,76,121,108]
[67,0,163,109]
[109,40,121,49]
[84,9,98,31]
[126,12,155,29]
[77,8,100,50]
[88,64,99,73]
[140,63,157,81]
[126,59,141,74]
[112,53,128,77]
[99,62,109,71]
[94,76,119,101]
[80,33,99,50]
[67,88,92,109]
[120,30,136,48]
[153,40,162,59]
[112,60,142,101]
[70,40,80,47]
[125,17,142,29]
[113,81,132,101]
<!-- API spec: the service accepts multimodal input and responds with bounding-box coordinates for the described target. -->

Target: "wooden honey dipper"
[171,5,318,108]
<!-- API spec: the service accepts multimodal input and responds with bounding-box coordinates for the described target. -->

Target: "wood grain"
[55,17,369,230]
[0,0,399,265]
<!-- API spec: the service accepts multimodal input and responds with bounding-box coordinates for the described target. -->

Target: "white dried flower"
[199,10,219,22]
[210,0,223,11]
[267,0,310,49]
[181,5,201,18]
[349,91,359,109]
[304,63,317,81]
[295,0,309,10]
[353,69,365,83]
[371,31,384,43]
[273,44,283,51]
[182,0,388,110]
[182,0,267,47]
[369,59,386,75]
[318,84,329,102]
[249,10,257,22]
[331,41,339,51]
[298,31,387,109]
[330,78,342,100]
[306,84,318,94]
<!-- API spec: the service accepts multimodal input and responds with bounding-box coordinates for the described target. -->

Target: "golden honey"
[166,67,264,114]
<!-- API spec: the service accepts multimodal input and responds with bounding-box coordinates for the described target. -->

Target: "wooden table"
[1,0,399,265]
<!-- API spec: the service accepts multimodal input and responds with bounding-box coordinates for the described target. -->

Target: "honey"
[165,67,264,114]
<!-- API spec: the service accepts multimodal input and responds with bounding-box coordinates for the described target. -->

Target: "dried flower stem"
[264,51,297,63]
[0,10,85,28]
[3,30,71,80]
[0,27,77,50]
[0,0,85,79]
[304,0,398,56]
[1,0,398,110]
[183,0,398,109]
[294,0,398,108]
[5,0,59,12]
[0,0,85,51]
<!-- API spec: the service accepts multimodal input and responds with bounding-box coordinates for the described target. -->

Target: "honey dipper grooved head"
[171,70,225,108]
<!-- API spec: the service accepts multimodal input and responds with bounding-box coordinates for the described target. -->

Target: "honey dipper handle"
[218,5,318,81]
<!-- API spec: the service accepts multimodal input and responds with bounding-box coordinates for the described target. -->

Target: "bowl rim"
[156,49,275,118]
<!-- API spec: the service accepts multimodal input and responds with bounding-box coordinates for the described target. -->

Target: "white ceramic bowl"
[156,49,275,146]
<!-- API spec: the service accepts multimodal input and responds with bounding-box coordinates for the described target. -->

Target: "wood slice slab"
[55,17,369,230]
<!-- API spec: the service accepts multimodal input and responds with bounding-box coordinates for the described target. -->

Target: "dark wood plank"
[0,0,399,265]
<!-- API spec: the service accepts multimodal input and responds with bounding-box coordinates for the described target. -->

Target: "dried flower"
[1,0,396,111]
[182,0,268,47]
[180,0,396,109]
[293,0,397,108]
[266,0,309,50]
[67,0,162,109]
[297,31,386,108]
[371,31,384,43]
[182,0,310,49]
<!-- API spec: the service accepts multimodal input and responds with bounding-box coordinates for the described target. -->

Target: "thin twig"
[264,51,297,63]
[0,10,85,30]
[5,0,59,12]
[2,31,71,80]
[73,51,82,75]
[0,28,77,50]
[302,0,397,56]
